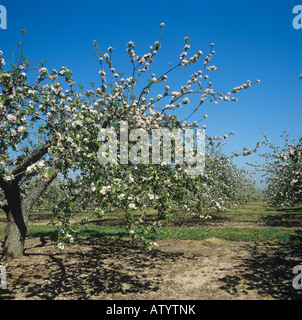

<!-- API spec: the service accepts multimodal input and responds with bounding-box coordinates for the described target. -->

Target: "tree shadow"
[219,242,302,300]
[260,214,302,228]
[0,237,184,300]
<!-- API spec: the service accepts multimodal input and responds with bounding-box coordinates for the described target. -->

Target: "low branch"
[11,140,52,181]
[22,170,59,215]
[1,204,10,216]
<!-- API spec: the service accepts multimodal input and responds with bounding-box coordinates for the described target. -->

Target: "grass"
[220,211,302,216]
[0,225,299,244]
[0,200,301,244]
[0,225,128,239]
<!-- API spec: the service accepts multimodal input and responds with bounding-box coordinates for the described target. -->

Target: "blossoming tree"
[260,132,302,208]
[54,24,259,248]
[0,31,102,259]
[0,25,258,259]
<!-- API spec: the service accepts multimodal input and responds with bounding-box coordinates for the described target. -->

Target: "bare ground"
[0,236,301,300]
[1,203,302,300]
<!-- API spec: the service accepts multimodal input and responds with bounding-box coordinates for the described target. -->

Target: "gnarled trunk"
[2,183,28,260]
[1,171,58,261]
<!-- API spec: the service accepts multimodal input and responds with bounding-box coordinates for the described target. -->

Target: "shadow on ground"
[0,237,183,300]
[1,236,301,300]
[260,214,302,228]
[219,242,302,300]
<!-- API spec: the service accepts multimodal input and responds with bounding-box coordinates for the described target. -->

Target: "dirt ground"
[0,236,301,300]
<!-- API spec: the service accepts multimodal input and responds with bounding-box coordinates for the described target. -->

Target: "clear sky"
[0,0,302,188]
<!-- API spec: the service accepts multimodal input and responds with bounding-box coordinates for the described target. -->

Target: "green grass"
[0,225,128,238]
[1,225,299,244]
[1,200,301,244]
[220,211,302,216]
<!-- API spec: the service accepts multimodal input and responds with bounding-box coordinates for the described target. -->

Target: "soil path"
[0,236,301,300]
[0,201,302,300]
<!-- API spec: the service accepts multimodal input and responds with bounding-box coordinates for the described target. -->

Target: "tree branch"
[1,204,10,216]
[11,140,52,181]
[22,170,59,215]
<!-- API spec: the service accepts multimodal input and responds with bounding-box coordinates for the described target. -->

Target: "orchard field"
[1,4,302,302]
[0,200,301,300]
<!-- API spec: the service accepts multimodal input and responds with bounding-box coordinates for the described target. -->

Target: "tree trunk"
[1,172,58,260]
[158,205,165,220]
[2,210,27,260]
[1,183,28,260]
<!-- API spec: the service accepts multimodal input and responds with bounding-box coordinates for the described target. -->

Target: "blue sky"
[0,0,302,188]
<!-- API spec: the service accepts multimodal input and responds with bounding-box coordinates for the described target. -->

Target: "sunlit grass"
[1,200,301,244]
[0,225,299,243]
